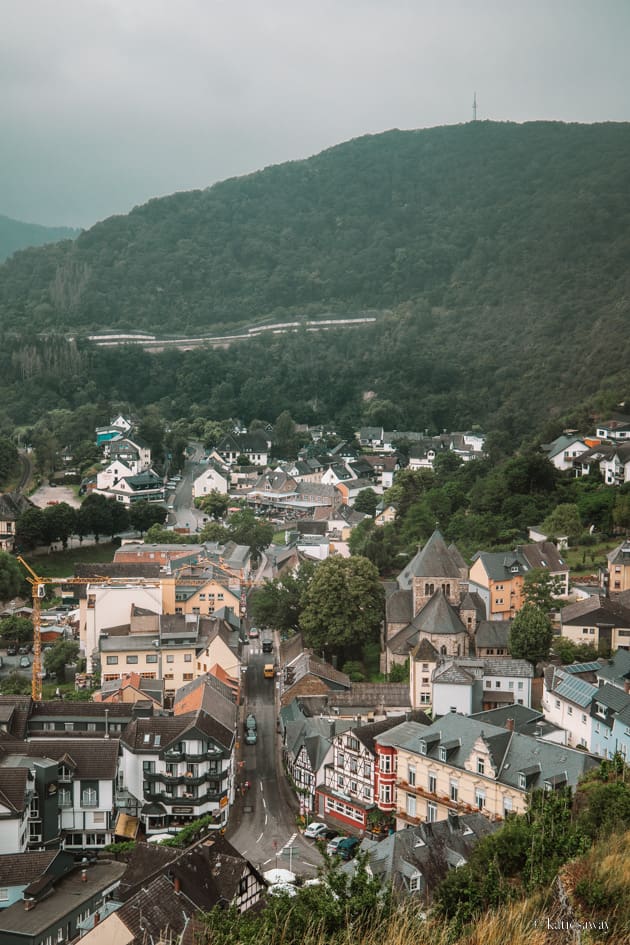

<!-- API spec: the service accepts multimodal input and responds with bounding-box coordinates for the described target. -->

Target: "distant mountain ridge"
[0,214,79,263]
[1,121,630,440]
[0,120,628,337]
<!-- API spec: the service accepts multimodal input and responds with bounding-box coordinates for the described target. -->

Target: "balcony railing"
[144,788,228,806]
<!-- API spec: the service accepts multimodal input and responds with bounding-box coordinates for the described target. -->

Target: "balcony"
[396,810,423,827]
[144,788,228,806]
[163,749,183,761]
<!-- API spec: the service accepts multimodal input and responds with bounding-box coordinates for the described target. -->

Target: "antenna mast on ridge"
[472,91,477,122]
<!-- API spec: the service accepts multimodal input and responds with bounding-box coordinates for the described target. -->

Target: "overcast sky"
[2,0,628,228]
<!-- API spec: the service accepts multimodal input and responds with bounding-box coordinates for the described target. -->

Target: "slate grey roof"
[433,663,477,685]
[354,712,431,755]
[475,620,511,650]
[354,812,498,899]
[596,649,630,687]
[460,591,486,616]
[593,683,630,713]
[25,738,120,779]
[518,541,568,573]
[561,595,630,627]
[471,705,562,738]
[448,543,468,573]
[411,638,440,662]
[0,851,63,887]
[123,708,234,754]
[0,768,29,813]
[471,550,528,581]
[385,588,414,625]
[397,530,462,587]
[607,540,630,566]
[409,589,467,637]
[376,714,598,792]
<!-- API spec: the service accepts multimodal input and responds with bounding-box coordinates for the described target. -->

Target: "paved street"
[226,640,323,878]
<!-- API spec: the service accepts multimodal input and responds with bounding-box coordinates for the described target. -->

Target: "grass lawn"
[26,542,118,578]
[563,539,618,576]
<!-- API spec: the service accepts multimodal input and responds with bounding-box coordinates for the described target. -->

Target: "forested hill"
[0,215,79,264]
[1,121,629,337]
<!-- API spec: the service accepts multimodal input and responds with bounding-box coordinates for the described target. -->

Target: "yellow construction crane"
[17,557,109,702]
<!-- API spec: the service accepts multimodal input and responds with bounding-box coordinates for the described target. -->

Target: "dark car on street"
[336,837,360,860]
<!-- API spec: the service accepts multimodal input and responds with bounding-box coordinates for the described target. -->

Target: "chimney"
[447,809,460,832]
[94,913,100,926]
[24,898,35,911]
[81,870,88,883]
[505,718,514,732]
[174,876,181,894]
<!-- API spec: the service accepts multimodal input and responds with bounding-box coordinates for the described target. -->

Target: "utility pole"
[472,91,478,122]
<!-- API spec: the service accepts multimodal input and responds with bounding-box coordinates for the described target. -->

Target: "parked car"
[304,822,328,839]
[18,646,30,655]
[248,627,259,639]
[244,729,257,745]
[19,656,31,668]
[336,837,360,861]
[326,835,346,856]
[320,828,338,842]
[245,714,257,733]
[6,646,17,656]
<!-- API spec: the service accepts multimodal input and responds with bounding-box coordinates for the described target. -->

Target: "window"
[337,751,345,767]
[485,680,491,689]
[337,775,344,788]
[64,722,74,732]
[567,706,573,716]
[0,889,8,902]
[420,693,431,704]
[58,788,72,808]
[422,676,429,684]
[517,681,523,690]
[143,761,155,773]
[503,796,513,818]
[439,747,447,762]
[146,653,158,663]
[555,699,561,709]
[183,673,193,681]
[166,654,174,663]
[428,773,437,794]
[81,782,99,807]
[409,874,423,892]
[87,722,96,732]
[427,801,437,822]
[106,656,118,665]
[477,758,485,775]
[582,714,587,724]
[126,655,138,664]
[380,784,391,804]
[406,793,416,817]
[508,681,514,690]
[450,780,458,802]
[407,764,416,786]
[475,789,485,810]
[365,762,371,778]
[184,654,192,662]
[379,754,391,773]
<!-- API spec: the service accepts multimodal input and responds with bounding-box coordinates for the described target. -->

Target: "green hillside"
[1,121,630,438]
[0,214,79,263]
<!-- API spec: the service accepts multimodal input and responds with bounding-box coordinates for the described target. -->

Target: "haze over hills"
[0,120,630,438]
[0,214,80,264]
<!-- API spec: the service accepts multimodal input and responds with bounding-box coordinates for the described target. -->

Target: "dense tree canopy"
[508,603,554,664]
[299,556,384,654]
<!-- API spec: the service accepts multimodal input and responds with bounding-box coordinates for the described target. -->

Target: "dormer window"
[439,747,447,762]
[419,741,427,756]
[477,758,485,775]
[519,773,526,790]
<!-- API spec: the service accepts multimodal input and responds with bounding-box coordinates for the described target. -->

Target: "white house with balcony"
[119,709,236,835]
